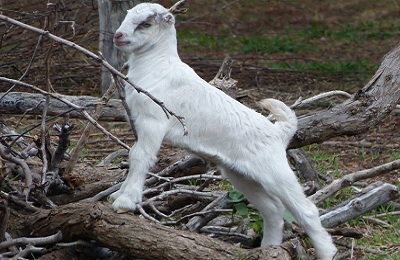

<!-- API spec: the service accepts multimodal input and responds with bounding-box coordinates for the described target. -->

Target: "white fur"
[111,3,337,259]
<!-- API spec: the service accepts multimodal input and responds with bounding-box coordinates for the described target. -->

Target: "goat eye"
[139,22,151,28]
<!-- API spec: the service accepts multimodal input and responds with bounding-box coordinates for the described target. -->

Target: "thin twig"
[148,202,172,220]
[362,216,391,228]
[64,75,118,175]
[168,0,189,14]
[151,174,224,191]
[374,211,400,218]
[0,143,32,192]
[334,239,386,255]
[0,231,62,249]
[115,77,136,137]
[13,244,46,259]
[55,240,94,248]
[163,209,232,225]
[0,14,188,136]
[0,34,43,102]
[17,99,45,127]
[40,96,50,185]
[290,90,352,109]
[83,182,122,202]
[137,204,160,223]
[0,77,130,150]
[142,189,221,205]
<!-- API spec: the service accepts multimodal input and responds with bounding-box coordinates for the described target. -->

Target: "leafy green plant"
[228,189,297,236]
[228,189,263,235]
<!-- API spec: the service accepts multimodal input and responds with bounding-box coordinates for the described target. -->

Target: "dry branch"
[0,143,32,192]
[64,78,119,175]
[290,43,400,148]
[0,92,126,121]
[0,78,130,150]
[290,90,352,109]
[185,192,230,232]
[0,14,188,136]
[320,182,399,227]
[288,148,321,192]
[10,202,293,260]
[310,159,400,204]
[0,231,62,250]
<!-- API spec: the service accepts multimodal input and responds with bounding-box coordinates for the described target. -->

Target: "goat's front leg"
[110,125,164,213]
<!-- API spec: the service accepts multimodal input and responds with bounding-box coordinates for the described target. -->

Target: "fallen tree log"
[10,201,293,260]
[310,159,400,204]
[290,42,400,148]
[0,92,126,122]
[320,182,400,228]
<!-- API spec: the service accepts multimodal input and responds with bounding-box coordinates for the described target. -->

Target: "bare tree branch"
[0,92,125,122]
[290,90,352,109]
[9,202,293,260]
[289,43,400,148]
[0,77,130,150]
[320,182,399,227]
[0,14,188,136]
[309,159,400,204]
[64,77,118,175]
[0,231,62,250]
[0,143,32,192]
[168,0,189,14]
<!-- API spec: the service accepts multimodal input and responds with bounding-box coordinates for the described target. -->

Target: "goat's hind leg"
[275,165,337,260]
[221,168,285,246]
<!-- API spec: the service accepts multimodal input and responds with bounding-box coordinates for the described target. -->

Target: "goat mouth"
[114,40,130,47]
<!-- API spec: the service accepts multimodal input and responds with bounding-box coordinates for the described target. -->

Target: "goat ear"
[161,12,175,25]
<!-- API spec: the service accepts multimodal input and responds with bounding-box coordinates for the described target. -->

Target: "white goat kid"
[111,3,337,260]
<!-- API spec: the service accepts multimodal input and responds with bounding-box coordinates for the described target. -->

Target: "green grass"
[239,34,316,54]
[304,21,400,41]
[305,144,342,178]
[389,150,400,160]
[178,19,397,80]
[352,205,400,259]
[274,59,378,74]
[178,29,316,54]
[306,145,400,259]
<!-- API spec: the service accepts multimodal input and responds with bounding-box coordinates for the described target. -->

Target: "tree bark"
[289,42,400,148]
[0,92,126,121]
[97,0,139,94]
[10,202,293,260]
[320,182,399,227]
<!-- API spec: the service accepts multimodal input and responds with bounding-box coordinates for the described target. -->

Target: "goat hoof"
[116,208,131,214]
[111,193,140,213]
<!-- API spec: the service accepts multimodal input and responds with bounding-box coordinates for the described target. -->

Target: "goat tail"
[259,98,298,145]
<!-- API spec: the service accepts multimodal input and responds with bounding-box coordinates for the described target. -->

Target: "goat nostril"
[114,32,124,39]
